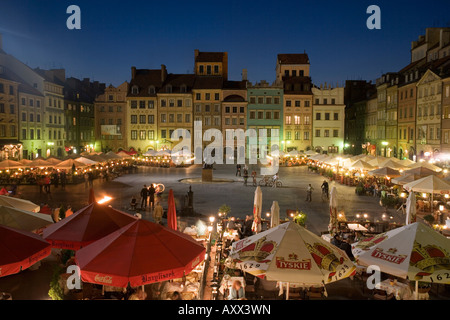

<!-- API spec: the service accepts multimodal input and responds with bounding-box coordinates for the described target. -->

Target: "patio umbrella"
[403,175,450,212]
[0,195,40,213]
[45,157,62,165]
[29,159,53,168]
[0,159,24,170]
[75,157,98,165]
[270,201,280,228]
[104,151,123,160]
[399,159,416,167]
[43,202,137,250]
[75,219,206,288]
[167,189,177,231]
[368,167,401,178]
[408,162,442,172]
[0,225,51,277]
[405,192,416,225]
[117,151,133,159]
[18,159,33,166]
[252,186,262,233]
[352,222,450,298]
[350,160,374,171]
[0,205,53,232]
[143,150,157,157]
[368,157,388,167]
[0,187,8,195]
[391,174,419,185]
[231,222,355,285]
[378,159,405,170]
[404,166,441,177]
[328,187,338,235]
[54,159,86,170]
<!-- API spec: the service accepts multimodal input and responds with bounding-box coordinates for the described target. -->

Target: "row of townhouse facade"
[95,51,346,157]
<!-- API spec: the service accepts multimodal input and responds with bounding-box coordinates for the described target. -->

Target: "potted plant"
[48,265,65,300]
[218,204,231,218]
[293,211,307,227]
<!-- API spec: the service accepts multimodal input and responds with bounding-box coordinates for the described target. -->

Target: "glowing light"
[439,205,445,211]
[209,216,215,223]
[422,193,427,198]
[98,196,112,204]
[363,213,368,219]
[400,193,406,198]
[446,194,450,199]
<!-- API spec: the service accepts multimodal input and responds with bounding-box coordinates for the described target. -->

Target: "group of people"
[130,184,164,224]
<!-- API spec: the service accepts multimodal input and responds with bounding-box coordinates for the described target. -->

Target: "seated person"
[339,236,355,261]
[130,196,137,210]
[330,234,342,248]
[226,217,238,230]
[227,280,245,300]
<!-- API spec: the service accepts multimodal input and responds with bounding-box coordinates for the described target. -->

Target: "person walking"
[140,185,149,209]
[251,170,257,187]
[236,164,241,177]
[306,184,313,202]
[60,171,67,190]
[153,201,163,224]
[243,168,249,186]
[148,184,156,210]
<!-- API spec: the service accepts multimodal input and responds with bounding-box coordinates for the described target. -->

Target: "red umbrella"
[0,187,8,195]
[43,203,137,250]
[88,188,96,204]
[167,189,177,231]
[0,225,51,277]
[75,219,206,288]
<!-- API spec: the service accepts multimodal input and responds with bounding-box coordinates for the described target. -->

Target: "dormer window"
[166,85,172,93]
[148,86,155,94]
[131,85,139,95]
[180,84,187,93]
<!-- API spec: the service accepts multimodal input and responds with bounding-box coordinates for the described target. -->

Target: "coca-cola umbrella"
[75,219,206,288]
[167,189,177,231]
[43,202,137,250]
[231,221,355,298]
[0,225,51,277]
[352,222,450,299]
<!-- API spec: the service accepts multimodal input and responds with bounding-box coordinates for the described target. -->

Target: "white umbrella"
[75,157,98,165]
[288,150,299,157]
[144,150,157,156]
[405,192,416,225]
[252,186,262,233]
[0,195,40,213]
[329,187,338,235]
[403,175,450,212]
[270,201,280,228]
[0,205,53,232]
[408,162,442,172]
[305,150,318,156]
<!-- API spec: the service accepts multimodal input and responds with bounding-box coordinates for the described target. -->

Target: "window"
[214,104,220,113]
[9,105,15,114]
[139,101,145,109]
[131,130,137,140]
[250,97,256,104]
[205,93,211,101]
[334,113,339,120]
[274,97,280,104]
[131,86,139,95]
[215,93,220,101]
[9,85,13,95]
[232,107,238,113]
[214,116,220,126]
[0,84,3,93]
[331,99,336,105]
[324,130,329,137]
[148,115,154,124]
[240,107,244,113]
[161,99,166,107]
[109,95,114,101]
[22,129,27,140]
[22,112,26,121]
[169,114,175,123]
[29,114,34,122]
[266,112,272,119]
[148,130,154,140]
[29,99,33,107]
[286,100,291,107]
[185,114,191,123]
[295,131,301,140]
[161,130,167,139]
[206,65,212,75]
[304,101,310,107]
[131,101,137,109]
[204,117,211,126]
[37,129,40,139]
[195,104,201,112]
[131,115,137,124]
[205,105,211,112]
[333,129,339,137]
[177,114,183,123]
[225,106,230,113]
[199,65,204,74]
[232,118,237,125]
[295,100,300,107]
[196,93,201,100]
[139,130,146,140]
[315,129,321,137]
[37,114,41,123]
[160,114,167,123]
[316,113,321,120]
[286,131,291,140]
[117,118,122,125]
[323,99,328,105]
[294,115,301,125]
[0,125,5,137]
[257,111,264,119]
[284,70,289,77]
[258,97,264,104]
[266,97,272,104]
[139,115,146,124]
[274,111,280,120]
[177,100,183,107]
[169,99,175,107]
[37,100,40,108]
[10,125,15,137]
[250,111,256,119]
[30,129,34,140]
[214,65,219,74]
[315,99,319,105]
[325,113,330,120]
[285,116,292,125]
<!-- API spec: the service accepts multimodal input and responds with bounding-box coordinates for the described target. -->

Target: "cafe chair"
[306,287,325,300]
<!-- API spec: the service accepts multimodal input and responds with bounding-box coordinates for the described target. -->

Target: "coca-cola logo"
[371,248,407,264]
[94,274,113,284]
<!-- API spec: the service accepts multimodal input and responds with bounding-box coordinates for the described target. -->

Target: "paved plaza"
[17,164,404,235]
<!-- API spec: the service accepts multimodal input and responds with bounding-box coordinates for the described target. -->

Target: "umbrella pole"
[431,193,433,212]
[415,280,419,300]
[286,282,290,300]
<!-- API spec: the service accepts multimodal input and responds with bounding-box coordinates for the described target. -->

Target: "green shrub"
[48,265,64,300]
[293,211,307,227]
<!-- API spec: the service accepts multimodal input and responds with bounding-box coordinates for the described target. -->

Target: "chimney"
[161,64,167,82]
[131,66,136,79]
[242,69,247,81]
[194,49,199,60]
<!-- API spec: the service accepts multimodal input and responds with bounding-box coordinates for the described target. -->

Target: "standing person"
[236,164,241,177]
[239,215,254,238]
[251,170,257,187]
[140,185,148,209]
[60,170,67,190]
[321,180,329,199]
[306,184,313,202]
[44,176,51,194]
[153,202,163,224]
[243,168,249,186]
[88,172,94,188]
[84,172,89,190]
[148,184,156,210]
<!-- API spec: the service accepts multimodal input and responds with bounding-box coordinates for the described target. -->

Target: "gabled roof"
[223,80,247,90]
[277,54,310,65]
[128,69,163,97]
[160,74,195,93]
[195,52,226,63]
[193,76,223,90]
[0,66,43,96]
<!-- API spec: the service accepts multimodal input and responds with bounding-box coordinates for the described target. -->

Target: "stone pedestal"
[202,169,213,182]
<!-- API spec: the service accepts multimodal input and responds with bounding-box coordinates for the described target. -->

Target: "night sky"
[1,0,449,87]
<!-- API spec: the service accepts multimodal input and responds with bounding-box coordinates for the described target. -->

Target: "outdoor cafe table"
[377,279,413,300]
[219,276,245,296]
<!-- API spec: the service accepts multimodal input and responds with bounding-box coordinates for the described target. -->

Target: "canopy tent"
[349,160,375,171]
[43,202,137,250]
[0,195,39,213]
[408,162,442,172]
[75,219,206,288]
[287,150,300,157]
[404,166,441,177]
[352,222,450,299]
[0,159,24,170]
[0,205,53,232]
[143,150,157,157]
[368,157,388,167]
[0,225,51,278]
[231,222,355,285]
[54,159,87,170]
[156,150,171,156]
[252,186,262,233]
[18,159,33,166]
[104,151,123,160]
[368,167,401,178]
[29,159,53,168]
[45,157,62,165]
[403,175,450,194]
[86,154,108,163]
[270,150,286,158]
[377,159,406,170]
[398,159,416,167]
[75,157,98,166]
[391,174,420,185]
[116,151,134,159]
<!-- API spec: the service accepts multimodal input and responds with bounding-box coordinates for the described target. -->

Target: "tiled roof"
[277,54,310,65]
[0,66,43,96]
[282,76,313,94]
[128,69,163,97]
[193,76,223,90]
[223,80,247,90]
[160,74,195,93]
[195,52,225,63]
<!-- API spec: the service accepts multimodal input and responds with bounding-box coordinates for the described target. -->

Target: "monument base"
[202,169,213,182]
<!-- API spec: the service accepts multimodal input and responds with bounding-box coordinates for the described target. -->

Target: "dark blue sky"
[1,0,449,87]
